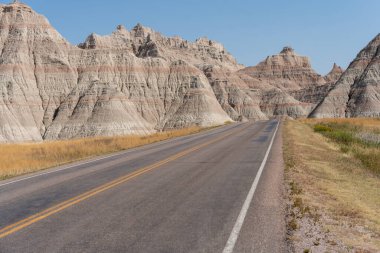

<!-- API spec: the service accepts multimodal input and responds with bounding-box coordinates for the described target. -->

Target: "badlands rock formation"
[0,2,232,142]
[311,34,380,118]
[324,63,344,84]
[235,48,340,119]
[203,66,268,121]
[239,47,327,90]
[201,47,343,121]
[0,2,346,143]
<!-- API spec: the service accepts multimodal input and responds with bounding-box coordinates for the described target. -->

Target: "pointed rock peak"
[134,23,143,29]
[132,23,152,32]
[355,33,380,59]
[113,24,129,36]
[331,63,343,73]
[371,33,380,42]
[367,33,380,48]
[78,33,100,49]
[88,32,98,39]
[132,23,143,33]
[280,46,295,55]
[116,24,127,31]
[131,23,154,38]
[324,62,344,83]
[1,1,62,34]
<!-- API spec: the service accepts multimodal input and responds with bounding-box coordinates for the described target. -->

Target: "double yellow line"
[0,124,248,239]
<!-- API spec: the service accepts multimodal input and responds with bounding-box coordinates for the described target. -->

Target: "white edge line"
[222,120,280,253]
[0,123,239,188]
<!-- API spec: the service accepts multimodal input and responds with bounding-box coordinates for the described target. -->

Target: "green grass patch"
[326,130,354,145]
[314,124,333,133]
[313,122,380,175]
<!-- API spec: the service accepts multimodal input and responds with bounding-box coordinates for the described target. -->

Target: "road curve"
[0,119,286,253]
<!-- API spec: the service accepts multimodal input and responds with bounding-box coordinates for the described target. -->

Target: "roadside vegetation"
[309,118,380,175]
[0,126,207,180]
[284,118,380,252]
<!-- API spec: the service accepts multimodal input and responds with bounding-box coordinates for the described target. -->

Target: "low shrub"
[326,130,354,145]
[311,120,380,175]
[314,124,333,133]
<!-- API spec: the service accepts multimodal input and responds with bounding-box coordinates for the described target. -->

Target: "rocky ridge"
[0,2,345,143]
[239,46,327,91]
[311,34,380,118]
[0,2,233,142]
[210,47,341,120]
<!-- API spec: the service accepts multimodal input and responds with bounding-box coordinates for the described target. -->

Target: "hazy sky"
[18,0,380,74]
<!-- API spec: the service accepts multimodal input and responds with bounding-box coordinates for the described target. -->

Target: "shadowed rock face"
[0,2,232,142]
[311,34,380,118]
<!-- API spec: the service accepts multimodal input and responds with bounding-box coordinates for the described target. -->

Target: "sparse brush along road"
[0,119,286,253]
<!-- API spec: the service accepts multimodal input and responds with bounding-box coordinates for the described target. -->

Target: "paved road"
[0,120,286,253]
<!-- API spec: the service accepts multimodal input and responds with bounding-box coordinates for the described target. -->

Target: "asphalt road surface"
[0,119,286,253]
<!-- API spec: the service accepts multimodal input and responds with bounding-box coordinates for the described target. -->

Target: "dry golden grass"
[303,118,380,132]
[284,119,380,251]
[305,118,380,175]
[0,126,207,180]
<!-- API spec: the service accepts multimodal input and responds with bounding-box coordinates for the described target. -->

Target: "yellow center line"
[0,123,250,239]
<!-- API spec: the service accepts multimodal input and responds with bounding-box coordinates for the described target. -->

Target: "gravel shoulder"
[283,119,380,253]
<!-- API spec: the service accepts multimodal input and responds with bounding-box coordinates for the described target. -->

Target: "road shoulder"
[284,119,380,252]
[234,120,287,252]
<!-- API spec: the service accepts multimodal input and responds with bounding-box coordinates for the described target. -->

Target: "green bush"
[312,121,379,175]
[327,130,354,145]
[314,124,333,133]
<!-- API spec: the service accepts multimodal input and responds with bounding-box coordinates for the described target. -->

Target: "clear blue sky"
[16,0,380,74]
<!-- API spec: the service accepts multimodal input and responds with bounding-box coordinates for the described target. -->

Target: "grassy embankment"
[0,126,208,180]
[284,118,380,252]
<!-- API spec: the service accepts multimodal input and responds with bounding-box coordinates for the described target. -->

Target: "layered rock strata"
[0,2,350,143]
[311,34,380,118]
[0,2,232,142]
[234,48,340,119]
[239,47,327,91]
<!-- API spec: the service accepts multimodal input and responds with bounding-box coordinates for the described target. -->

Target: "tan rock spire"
[280,46,295,55]
[324,63,344,84]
